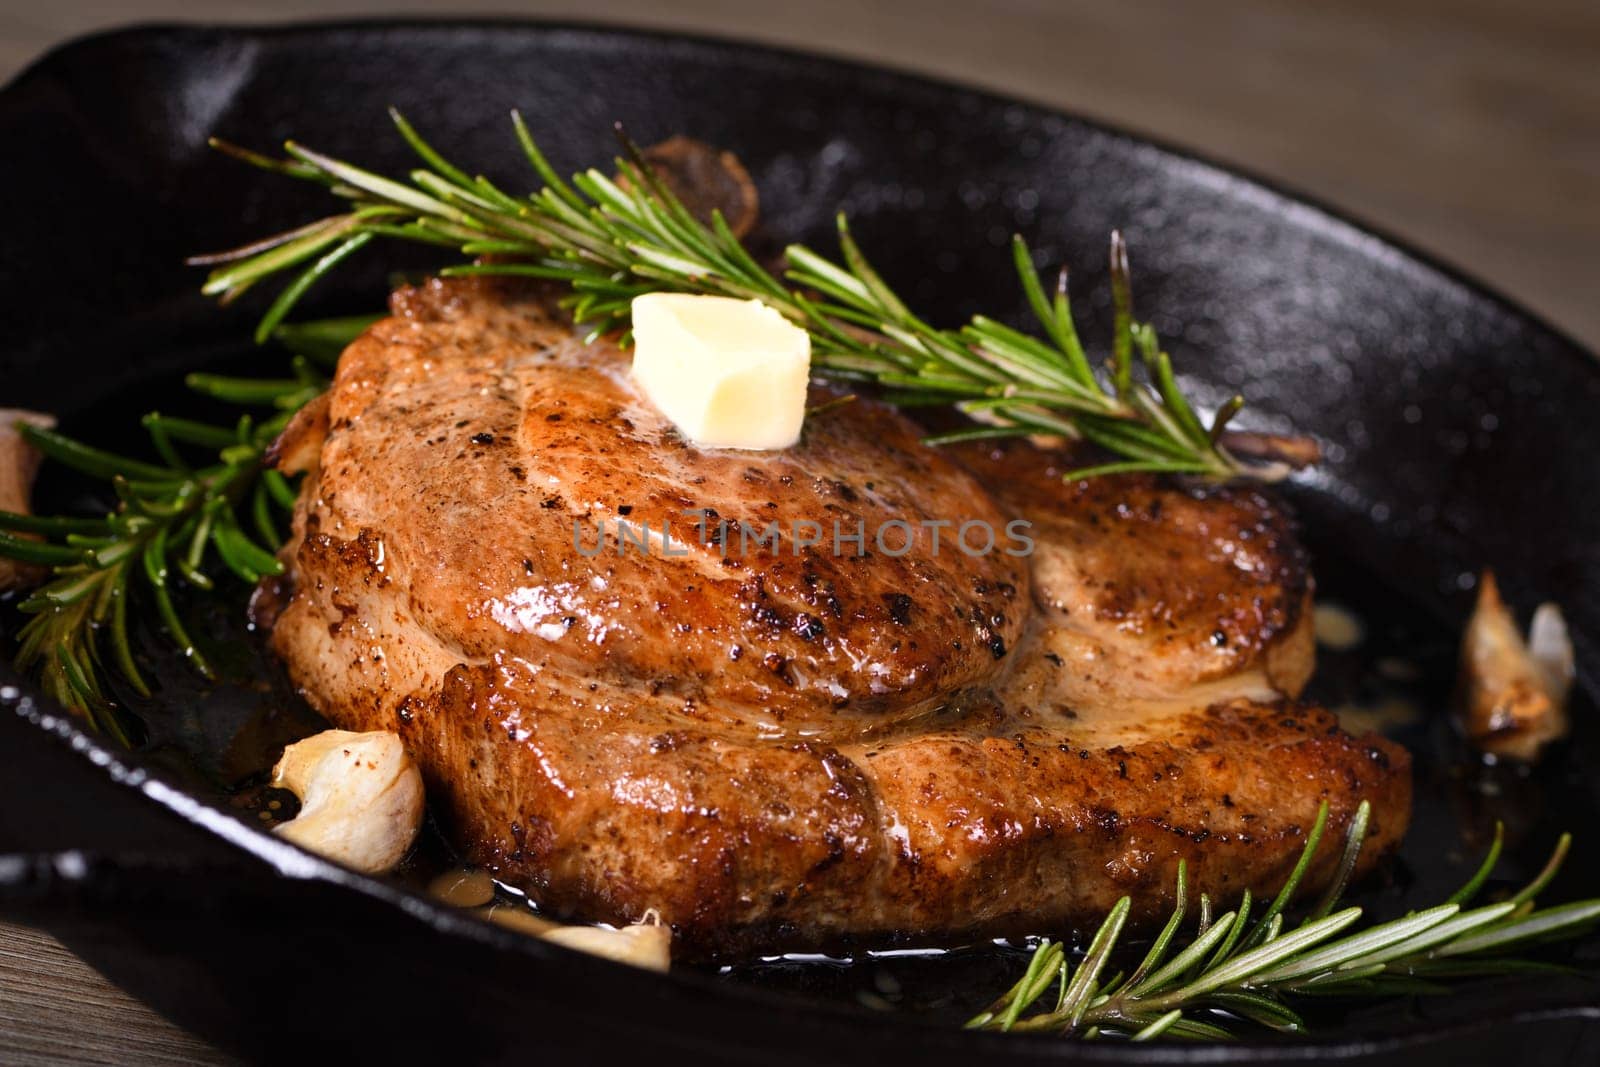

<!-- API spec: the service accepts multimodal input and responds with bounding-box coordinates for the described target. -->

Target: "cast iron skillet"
[2,20,1598,1065]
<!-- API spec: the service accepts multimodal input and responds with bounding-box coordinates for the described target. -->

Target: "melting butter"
[1334,696,1422,737]
[1314,603,1365,651]
[428,867,496,908]
[630,293,811,450]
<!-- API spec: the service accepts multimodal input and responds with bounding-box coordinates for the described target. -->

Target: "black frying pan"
[2,20,1598,1065]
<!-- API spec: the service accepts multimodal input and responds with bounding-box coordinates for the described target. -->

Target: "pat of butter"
[630,293,811,450]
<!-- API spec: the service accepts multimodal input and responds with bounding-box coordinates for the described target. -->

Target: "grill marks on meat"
[269,277,1410,957]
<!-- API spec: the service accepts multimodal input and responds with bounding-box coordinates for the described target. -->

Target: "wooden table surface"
[1,1,1597,1062]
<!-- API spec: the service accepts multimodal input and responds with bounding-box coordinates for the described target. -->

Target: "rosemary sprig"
[969,804,1600,1041]
[4,114,1588,1032]
[0,325,365,731]
[193,110,1273,480]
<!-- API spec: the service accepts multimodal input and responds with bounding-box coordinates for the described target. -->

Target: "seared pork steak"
[269,276,1410,957]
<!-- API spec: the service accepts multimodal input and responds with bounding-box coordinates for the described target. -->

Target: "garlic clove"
[271,729,424,874]
[1457,572,1572,762]
[478,904,672,972]
[542,922,672,972]
[0,409,58,591]
[481,904,559,938]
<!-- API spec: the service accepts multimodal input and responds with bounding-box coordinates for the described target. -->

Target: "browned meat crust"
[957,439,1317,711]
[269,277,1410,958]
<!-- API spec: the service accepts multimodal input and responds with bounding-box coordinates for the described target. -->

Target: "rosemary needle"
[193,110,1297,481]
[0,320,369,725]
[0,115,1591,1037]
[969,804,1600,1041]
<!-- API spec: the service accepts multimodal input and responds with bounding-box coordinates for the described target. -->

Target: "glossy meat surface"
[270,278,1410,956]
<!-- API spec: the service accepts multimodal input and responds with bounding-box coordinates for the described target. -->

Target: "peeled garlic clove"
[1313,602,1365,651]
[481,904,558,938]
[1457,571,1571,762]
[271,730,424,874]
[479,904,672,972]
[542,922,672,972]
